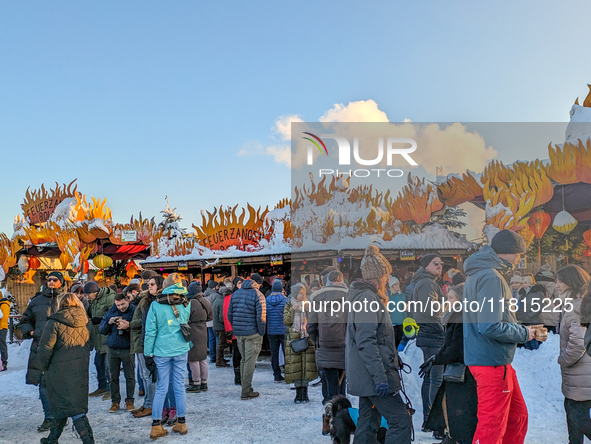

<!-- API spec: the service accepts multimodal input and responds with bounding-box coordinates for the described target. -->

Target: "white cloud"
[274,115,304,141]
[319,100,389,123]
[266,145,291,167]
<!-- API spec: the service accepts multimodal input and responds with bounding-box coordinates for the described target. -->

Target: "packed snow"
[0,334,568,443]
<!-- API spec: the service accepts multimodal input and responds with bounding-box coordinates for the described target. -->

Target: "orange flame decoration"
[387,174,444,225]
[437,171,483,207]
[192,204,271,251]
[518,223,535,248]
[21,180,78,225]
[548,139,591,185]
[110,214,156,246]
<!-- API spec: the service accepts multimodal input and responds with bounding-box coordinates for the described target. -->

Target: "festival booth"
[436,88,591,272]
[141,200,292,283]
[0,180,152,311]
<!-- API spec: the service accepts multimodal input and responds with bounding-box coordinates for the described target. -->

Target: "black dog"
[325,395,386,444]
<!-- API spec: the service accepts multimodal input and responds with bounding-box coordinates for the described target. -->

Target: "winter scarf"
[157,284,189,307]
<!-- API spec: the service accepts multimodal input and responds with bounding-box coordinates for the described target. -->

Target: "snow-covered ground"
[0,334,568,443]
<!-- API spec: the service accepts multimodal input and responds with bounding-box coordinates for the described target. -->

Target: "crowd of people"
[5,227,591,443]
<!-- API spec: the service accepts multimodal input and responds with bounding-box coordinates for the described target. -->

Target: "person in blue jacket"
[144,273,192,439]
[387,276,407,349]
[266,279,287,382]
[99,292,136,414]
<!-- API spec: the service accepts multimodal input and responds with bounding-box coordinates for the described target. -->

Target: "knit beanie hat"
[207,280,217,289]
[491,229,526,254]
[420,253,439,268]
[83,281,100,294]
[510,275,523,284]
[250,273,263,285]
[47,271,65,286]
[389,276,400,287]
[272,279,284,292]
[163,273,183,290]
[361,245,392,280]
[187,281,202,297]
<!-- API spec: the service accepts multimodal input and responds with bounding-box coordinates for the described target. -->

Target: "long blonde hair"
[56,292,84,311]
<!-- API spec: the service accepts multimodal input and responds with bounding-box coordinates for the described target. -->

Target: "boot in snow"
[150,421,168,440]
[73,415,95,444]
[294,386,303,404]
[301,386,310,403]
[40,418,67,444]
[37,418,53,433]
[172,417,188,435]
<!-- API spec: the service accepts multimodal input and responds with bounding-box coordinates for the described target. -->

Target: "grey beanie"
[420,253,439,268]
[83,281,100,294]
[491,229,527,255]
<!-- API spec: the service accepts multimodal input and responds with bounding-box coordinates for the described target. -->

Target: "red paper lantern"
[83,260,89,274]
[29,256,41,270]
[584,229,591,248]
[528,211,551,239]
[583,247,591,257]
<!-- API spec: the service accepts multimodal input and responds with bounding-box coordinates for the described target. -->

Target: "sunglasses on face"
[47,278,59,282]
[432,261,443,266]
[148,282,156,286]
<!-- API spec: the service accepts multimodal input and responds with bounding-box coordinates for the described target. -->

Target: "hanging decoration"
[552,186,578,250]
[18,255,30,274]
[126,260,138,280]
[584,229,591,249]
[93,254,113,270]
[528,211,552,261]
[83,260,89,274]
[28,256,41,270]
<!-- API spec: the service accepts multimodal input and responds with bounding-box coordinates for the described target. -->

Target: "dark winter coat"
[463,245,529,366]
[283,299,317,383]
[99,303,135,349]
[265,291,287,336]
[345,281,401,397]
[188,294,213,362]
[204,287,220,328]
[88,287,116,353]
[130,290,154,355]
[410,268,445,348]
[227,280,266,337]
[27,305,91,419]
[21,286,63,382]
[307,285,348,370]
[516,284,548,325]
[213,288,230,331]
[426,310,478,443]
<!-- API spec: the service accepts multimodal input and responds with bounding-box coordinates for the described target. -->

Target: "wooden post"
[332,257,340,271]
[231,264,238,279]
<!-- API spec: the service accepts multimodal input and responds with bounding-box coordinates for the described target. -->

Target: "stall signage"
[198,227,263,251]
[178,262,188,271]
[122,230,137,242]
[270,255,283,266]
[400,250,415,261]
[21,180,78,225]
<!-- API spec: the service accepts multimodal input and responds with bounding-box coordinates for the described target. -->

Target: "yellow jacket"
[0,299,10,330]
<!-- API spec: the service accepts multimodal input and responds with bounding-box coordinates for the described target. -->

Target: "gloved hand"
[375,381,389,397]
[418,355,435,379]
[144,356,158,383]
[91,317,102,325]
[226,331,233,343]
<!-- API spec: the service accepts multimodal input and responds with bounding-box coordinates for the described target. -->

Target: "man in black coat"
[20,271,65,432]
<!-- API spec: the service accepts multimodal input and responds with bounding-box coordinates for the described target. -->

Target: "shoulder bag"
[171,305,192,342]
[443,362,466,383]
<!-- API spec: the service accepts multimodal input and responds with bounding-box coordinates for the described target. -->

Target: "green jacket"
[130,290,154,355]
[89,287,116,354]
[283,300,317,384]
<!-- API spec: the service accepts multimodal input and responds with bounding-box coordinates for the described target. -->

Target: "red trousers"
[469,364,528,444]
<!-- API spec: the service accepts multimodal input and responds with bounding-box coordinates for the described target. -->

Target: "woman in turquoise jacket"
[144,273,192,440]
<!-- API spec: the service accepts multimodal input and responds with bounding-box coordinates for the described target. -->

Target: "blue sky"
[2,1,591,236]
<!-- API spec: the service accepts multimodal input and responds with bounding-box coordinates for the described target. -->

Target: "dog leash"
[398,358,416,442]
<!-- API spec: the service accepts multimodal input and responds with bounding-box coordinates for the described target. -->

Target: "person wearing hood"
[20,271,65,432]
[204,280,220,364]
[186,281,213,393]
[463,230,536,444]
[28,292,94,444]
[410,253,445,435]
[387,276,407,349]
[307,270,348,404]
[85,281,117,400]
[516,274,550,350]
[555,265,591,444]
[227,273,266,400]
[535,265,560,334]
[0,291,11,371]
[345,245,412,443]
[213,286,232,367]
[266,279,287,383]
[226,277,244,385]
[144,273,192,439]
